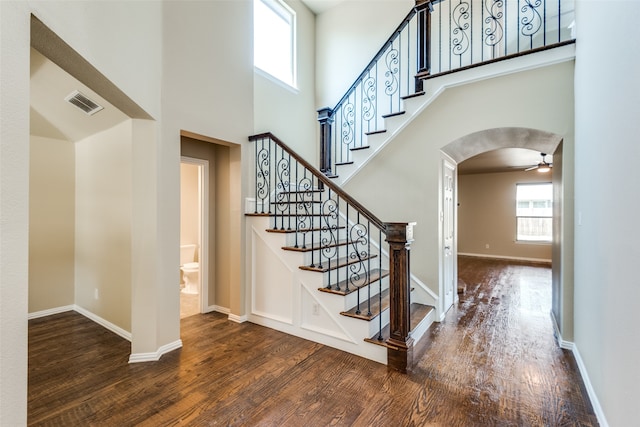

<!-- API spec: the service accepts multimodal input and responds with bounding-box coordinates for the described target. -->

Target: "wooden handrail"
[249,132,386,233]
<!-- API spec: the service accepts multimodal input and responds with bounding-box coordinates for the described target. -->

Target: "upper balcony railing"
[318,0,575,176]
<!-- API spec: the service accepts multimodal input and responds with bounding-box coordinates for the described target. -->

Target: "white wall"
[254,0,318,163]
[315,0,414,108]
[344,61,574,300]
[75,121,132,332]
[29,135,75,313]
[574,2,640,425]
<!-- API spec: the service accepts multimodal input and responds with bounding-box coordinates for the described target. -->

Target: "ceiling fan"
[525,153,552,172]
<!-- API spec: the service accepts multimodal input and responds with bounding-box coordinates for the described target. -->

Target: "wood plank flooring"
[28,256,598,426]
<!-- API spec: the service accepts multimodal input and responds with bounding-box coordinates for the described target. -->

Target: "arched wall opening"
[441,126,572,342]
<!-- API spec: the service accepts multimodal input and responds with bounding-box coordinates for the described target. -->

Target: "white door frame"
[441,156,457,315]
[181,156,209,314]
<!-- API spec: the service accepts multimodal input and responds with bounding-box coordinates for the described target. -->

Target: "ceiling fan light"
[537,164,551,173]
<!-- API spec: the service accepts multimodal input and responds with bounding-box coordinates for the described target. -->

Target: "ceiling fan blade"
[524,165,538,171]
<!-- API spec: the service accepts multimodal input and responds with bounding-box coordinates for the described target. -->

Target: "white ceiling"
[30,48,128,142]
[301,0,345,14]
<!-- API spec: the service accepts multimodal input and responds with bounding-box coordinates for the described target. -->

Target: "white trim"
[228,313,248,323]
[181,156,209,316]
[73,305,132,341]
[458,252,551,264]
[550,311,609,426]
[28,305,75,320]
[128,340,183,364]
[572,345,609,427]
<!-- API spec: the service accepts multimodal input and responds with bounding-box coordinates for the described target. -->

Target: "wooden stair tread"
[299,254,378,273]
[402,91,425,100]
[266,226,346,234]
[271,200,323,205]
[365,130,386,136]
[335,161,354,166]
[279,189,324,194]
[282,240,350,252]
[350,145,370,152]
[364,303,434,347]
[318,269,389,296]
[340,288,389,321]
[382,111,405,119]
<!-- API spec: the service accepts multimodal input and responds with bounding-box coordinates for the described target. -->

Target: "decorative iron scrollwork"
[452,1,471,57]
[484,0,504,48]
[362,75,377,122]
[384,48,399,97]
[520,0,543,38]
[340,103,355,148]
[256,145,270,212]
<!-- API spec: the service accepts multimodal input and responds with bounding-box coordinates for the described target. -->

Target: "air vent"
[64,90,104,116]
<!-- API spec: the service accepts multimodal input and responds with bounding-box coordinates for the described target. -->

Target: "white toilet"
[180,244,199,294]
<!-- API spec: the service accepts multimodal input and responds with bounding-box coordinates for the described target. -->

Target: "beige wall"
[458,170,552,261]
[181,137,234,311]
[29,135,75,313]
[344,61,574,309]
[75,121,132,332]
[180,163,199,253]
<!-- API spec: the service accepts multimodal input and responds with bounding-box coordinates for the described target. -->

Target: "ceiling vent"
[64,90,104,116]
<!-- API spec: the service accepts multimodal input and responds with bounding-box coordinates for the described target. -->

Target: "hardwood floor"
[28,256,598,426]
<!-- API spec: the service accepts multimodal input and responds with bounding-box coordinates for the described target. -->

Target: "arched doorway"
[440,127,572,342]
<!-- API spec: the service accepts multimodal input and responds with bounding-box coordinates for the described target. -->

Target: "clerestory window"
[253,0,296,88]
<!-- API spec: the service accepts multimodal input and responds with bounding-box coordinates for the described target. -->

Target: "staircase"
[246,133,435,367]
[246,0,574,368]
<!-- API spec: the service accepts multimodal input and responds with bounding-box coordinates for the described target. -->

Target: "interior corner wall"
[254,0,318,163]
[314,0,414,108]
[75,121,132,332]
[458,170,552,261]
[574,2,640,425]
[29,135,75,313]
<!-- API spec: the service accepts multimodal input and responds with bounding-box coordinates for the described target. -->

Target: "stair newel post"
[317,107,334,180]
[415,0,433,93]
[385,222,416,373]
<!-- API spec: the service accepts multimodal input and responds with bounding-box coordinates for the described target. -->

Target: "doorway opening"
[180,157,209,318]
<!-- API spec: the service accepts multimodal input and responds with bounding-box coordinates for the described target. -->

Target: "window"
[516,183,552,242]
[254,0,296,87]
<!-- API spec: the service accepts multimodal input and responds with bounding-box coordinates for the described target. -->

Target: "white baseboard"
[458,252,551,264]
[28,305,75,320]
[228,313,247,323]
[128,339,183,364]
[204,305,230,315]
[73,305,132,341]
[572,345,609,427]
[550,312,608,427]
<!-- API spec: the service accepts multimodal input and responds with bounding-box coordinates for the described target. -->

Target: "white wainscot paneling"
[300,285,353,343]
[251,229,293,324]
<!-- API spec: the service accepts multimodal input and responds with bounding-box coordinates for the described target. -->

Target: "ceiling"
[458,148,552,175]
[301,0,345,14]
[30,48,128,142]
